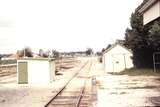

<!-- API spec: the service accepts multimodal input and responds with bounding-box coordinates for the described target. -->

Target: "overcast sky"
[0,0,143,53]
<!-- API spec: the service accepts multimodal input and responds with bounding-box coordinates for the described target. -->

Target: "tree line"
[17,47,60,58]
[16,47,94,59]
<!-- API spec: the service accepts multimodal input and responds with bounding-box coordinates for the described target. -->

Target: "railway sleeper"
[50,101,76,105]
[55,96,78,99]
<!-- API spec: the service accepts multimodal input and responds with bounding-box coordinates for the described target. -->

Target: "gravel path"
[93,64,160,107]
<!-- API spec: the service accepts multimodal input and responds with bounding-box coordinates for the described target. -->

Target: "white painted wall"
[17,59,55,84]
[28,60,50,84]
[103,45,133,72]
[143,1,160,25]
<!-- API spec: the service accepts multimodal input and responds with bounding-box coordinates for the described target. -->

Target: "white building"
[17,58,55,84]
[138,0,160,25]
[103,44,133,73]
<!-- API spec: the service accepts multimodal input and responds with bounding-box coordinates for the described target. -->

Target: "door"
[18,62,28,84]
[112,54,125,72]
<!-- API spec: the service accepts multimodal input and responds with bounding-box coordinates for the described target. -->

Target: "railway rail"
[45,60,93,107]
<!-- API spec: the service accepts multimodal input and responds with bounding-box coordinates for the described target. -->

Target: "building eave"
[138,0,158,13]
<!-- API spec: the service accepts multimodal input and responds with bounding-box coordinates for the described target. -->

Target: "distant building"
[103,44,133,73]
[138,0,160,25]
[33,53,41,58]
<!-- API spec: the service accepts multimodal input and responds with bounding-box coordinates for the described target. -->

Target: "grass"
[0,60,17,65]
[128,86,158,89]
[110,68,160,76]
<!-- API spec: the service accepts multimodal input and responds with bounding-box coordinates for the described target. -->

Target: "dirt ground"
[95,72,160,106]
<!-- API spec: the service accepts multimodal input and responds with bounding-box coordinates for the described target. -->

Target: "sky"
[0,0,143,54]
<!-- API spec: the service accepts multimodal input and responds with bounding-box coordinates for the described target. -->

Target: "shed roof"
[18,57,55,61]
[103,43,132,55]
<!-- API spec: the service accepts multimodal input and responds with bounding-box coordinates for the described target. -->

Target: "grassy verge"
[0,60,17,65]
[110,68,160,76]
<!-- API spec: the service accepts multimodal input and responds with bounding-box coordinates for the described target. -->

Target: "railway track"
[0,64,17,77]
[45,60,93,107]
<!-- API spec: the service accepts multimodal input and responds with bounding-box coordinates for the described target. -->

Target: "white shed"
[17,58,55,84]
[103,44,133,73]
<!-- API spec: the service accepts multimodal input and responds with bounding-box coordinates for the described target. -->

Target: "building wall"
[17,59,55,84]
[143,1,160,25]
[103,45,133,72]
[28,60,50,84]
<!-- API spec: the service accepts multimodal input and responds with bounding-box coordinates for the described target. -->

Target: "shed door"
[18,62,28,84]
[49,61,54,82]
[112,54,126,72]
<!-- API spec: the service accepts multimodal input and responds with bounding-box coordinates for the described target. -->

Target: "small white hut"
[103,44,133,73]
[17,58,55,84]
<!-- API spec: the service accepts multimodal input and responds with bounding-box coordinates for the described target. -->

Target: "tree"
[106,44,112,50]
[124,0,155,68]
[0,54,2,60]
[148,21,160,51]
[42,50,50,58]
[86,48,93,56]
[39,49,44,57]
[17,47,33,58]
[96,51,102,56]
[52,50,60,58]
[101,48,105,53]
